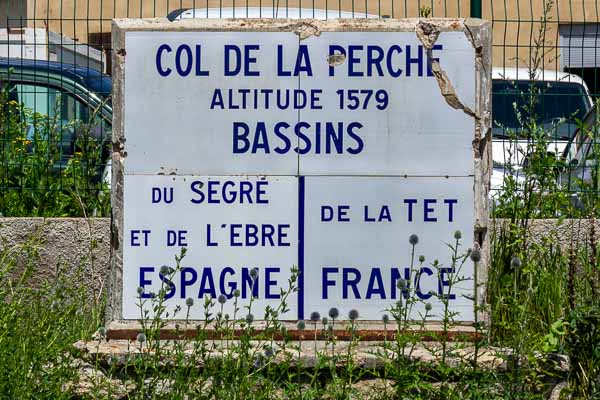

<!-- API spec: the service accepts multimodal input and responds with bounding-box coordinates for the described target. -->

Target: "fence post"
[470,0,482,18]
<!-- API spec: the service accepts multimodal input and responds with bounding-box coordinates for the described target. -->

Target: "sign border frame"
[107,17,492,336]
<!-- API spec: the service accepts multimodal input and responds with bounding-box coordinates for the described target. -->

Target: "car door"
[8,80,111,177]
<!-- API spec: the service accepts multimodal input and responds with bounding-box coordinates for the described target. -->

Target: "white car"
[561,103,599,194]
[491,67,593,197]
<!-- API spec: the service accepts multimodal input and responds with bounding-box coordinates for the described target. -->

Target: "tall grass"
[2,225,596,399]
[0,234,100,398]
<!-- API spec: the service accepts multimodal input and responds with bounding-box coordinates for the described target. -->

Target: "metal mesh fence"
[0,0,598,217]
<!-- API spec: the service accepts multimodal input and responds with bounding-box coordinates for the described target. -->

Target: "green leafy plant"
[0,84,110,217]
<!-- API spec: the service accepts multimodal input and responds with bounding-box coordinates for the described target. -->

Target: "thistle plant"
[435,232,471,364]
[388,234,422,359]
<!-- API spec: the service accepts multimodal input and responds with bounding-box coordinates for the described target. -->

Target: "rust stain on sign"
[327,52,346,66]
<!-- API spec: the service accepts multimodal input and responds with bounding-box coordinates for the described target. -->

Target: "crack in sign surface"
[415,21,479,120]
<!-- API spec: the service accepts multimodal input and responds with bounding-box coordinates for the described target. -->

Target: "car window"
[10,82,111,167]
[492,80,591,140]
[12,83,91,125]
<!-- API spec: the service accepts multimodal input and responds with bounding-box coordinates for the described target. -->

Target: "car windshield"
[492,80,590,140]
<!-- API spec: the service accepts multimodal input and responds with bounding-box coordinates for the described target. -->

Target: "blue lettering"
[406,45,424,77]
[416,267,433,299]
[159,272,176,299]
[438,267,456,299]
[224,45,241,76]
[346,122,364,154]
[366,268,386,299]
[219,267,236,298]
[233,122,250,153]
[210,89,224,109]
[198,268,217,298]
[175,44,193,76]
[424,199,437,222]
[190,181,205,204]
[328,45,346,76]
[386,45,403,77]
[342,268,361,299]
[348,45,363,77]
[265,267,280,299]
[244,45,260,76]
[130,229,150,246]
[295,45,313,76]
[194,44,209,76]
[181,267,197,298]
[139,266,154,298]
[404,199,417,222]
[277,45,291,76]
[241,268,259,298]
[367,45,384,76]
[322,267,338,299]
[444,198,457,222]
[251,122,270,153]
[273,122,291,153]
[427,44,443,77]
[156,44,172,77]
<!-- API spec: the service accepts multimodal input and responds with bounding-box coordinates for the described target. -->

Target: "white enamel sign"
[118,23,483,322]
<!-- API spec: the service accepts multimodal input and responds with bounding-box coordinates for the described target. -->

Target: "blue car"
[0,57,112,182]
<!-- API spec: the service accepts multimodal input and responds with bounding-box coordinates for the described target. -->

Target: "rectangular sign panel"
[122,175,299,319]
[112,19,491,324]
[303,176,474,321]
[123,30,474,176]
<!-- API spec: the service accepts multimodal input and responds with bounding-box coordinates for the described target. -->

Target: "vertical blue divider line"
[298,175,305,320]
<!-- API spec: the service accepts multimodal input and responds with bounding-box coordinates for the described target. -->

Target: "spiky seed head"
[425,303,433,312]
[511,256,522,269]
[245,314,254,324]
[409,234,419,245]
[233,289,241,298]
[224,313,230,320]
[217,294,227,305]
[136,333,146,343]
[97,326,107,338]
[250,268,259,279]
[396,279,408,290]
[297,320,306,330]
[348,309,359,320]
[136,286,144,295]
[454,230,462,240]
[185,297,194,307]
[159,265,173,275]
[382,314,390,324]
[470,248,482,263]
[321,317,328,326]
[264,347,275,358]
[310,311,321,322]
[328,307,339,319]
[419,255,425,263]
